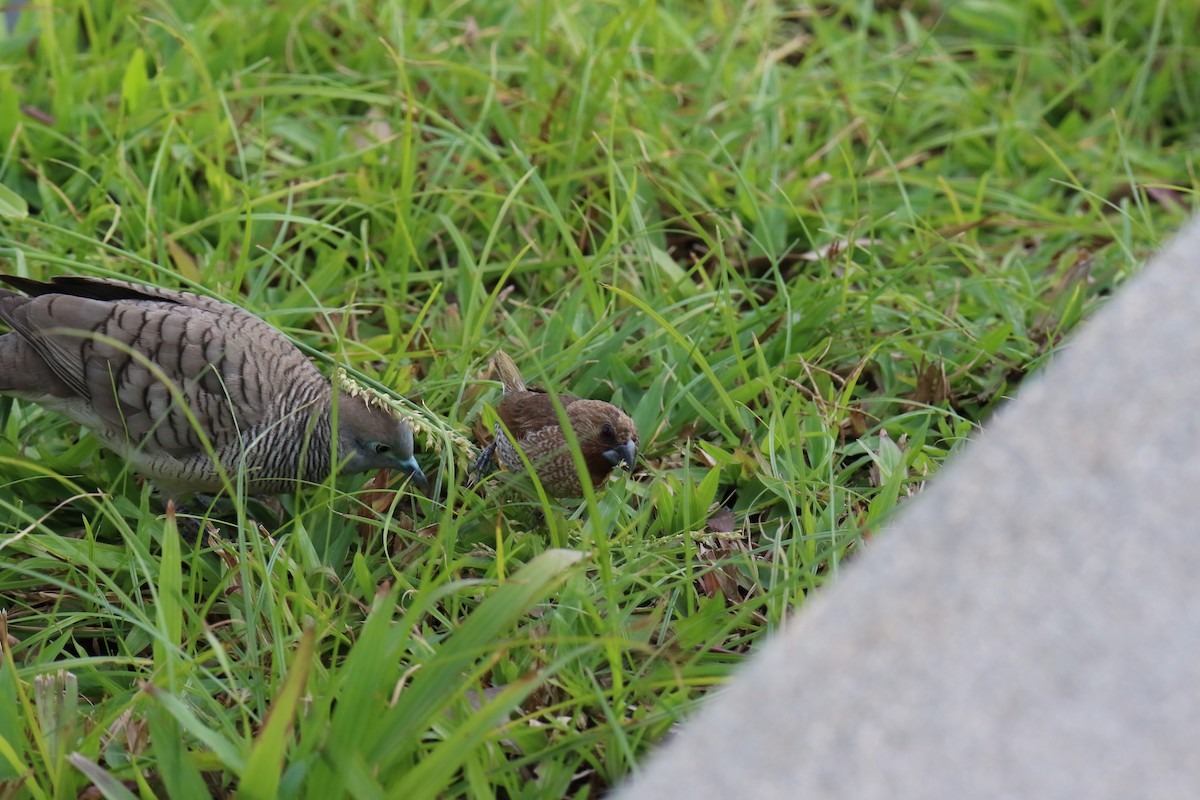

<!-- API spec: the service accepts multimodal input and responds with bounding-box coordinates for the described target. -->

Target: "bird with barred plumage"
[0,275,426,506]
[473,350,638,497]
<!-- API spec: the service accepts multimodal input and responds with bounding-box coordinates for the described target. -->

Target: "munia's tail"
[492,350,527,393]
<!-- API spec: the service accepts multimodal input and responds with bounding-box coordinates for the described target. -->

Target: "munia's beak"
[603,439,637,470]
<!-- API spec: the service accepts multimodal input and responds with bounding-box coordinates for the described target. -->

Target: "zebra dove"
[0,275,426,498]
[473,350,637,497]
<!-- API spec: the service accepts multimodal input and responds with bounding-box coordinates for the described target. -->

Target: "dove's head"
[334,392,427,489]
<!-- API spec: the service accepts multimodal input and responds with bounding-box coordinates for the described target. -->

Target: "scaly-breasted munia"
[473,350,638,497]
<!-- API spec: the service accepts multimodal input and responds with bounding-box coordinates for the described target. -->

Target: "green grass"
[0,0,1196,796]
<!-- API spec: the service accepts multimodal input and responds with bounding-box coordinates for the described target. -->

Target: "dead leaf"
[912,360,950,406]
[165,237,200,282]
[694,444,717,469]
[797,237,879,262]
[357,468,414,538]
[693,530,747,603]
[20,104,55,125]
[1145,185,1186,211]
[100,709,150,757]
[838,405,869,440]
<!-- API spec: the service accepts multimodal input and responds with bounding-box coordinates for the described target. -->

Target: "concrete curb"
[618,218,1200,799]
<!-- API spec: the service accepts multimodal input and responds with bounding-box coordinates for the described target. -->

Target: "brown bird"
[0,275,426,501]
[473,350,638,497]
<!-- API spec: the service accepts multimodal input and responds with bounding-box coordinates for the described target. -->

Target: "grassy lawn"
[1,0,1196,796]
